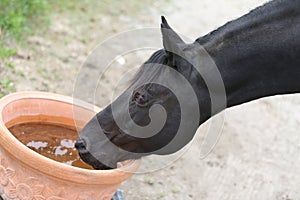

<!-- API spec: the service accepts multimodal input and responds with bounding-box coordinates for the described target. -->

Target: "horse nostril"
[75,137,87,150]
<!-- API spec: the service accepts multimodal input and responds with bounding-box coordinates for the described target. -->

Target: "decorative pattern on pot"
[0,156,119,200]
[0,158,14,187]
[0,157,67,200]
[75,192,96,200]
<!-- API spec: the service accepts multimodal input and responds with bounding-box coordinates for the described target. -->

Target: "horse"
[75,0,300,170]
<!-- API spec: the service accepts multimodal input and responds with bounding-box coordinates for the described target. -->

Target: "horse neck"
[195,0,300,122]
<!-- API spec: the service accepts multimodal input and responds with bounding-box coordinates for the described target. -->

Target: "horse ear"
[161,16,184,47]
[161,16,186,68]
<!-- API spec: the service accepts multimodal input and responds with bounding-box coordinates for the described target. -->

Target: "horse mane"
[196,0,297,47]
[128,49,168,88]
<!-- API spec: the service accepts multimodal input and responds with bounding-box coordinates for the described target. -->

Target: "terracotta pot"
[0,91,140,200]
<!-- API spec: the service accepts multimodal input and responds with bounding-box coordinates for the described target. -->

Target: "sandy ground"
[1,0,300,199]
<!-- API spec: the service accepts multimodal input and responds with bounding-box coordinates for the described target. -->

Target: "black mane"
[129,49,168,87]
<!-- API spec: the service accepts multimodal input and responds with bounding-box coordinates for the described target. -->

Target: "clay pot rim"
[0,91,141,185]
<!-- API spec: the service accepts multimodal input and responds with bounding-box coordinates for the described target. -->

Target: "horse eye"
[132,91,148,105]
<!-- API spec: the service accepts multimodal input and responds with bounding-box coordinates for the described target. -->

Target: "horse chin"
[78,151,117,170]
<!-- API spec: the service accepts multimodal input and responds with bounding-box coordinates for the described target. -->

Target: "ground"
[1,0,300,199]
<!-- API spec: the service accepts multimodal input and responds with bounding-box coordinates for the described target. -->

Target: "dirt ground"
[1,0,300,199]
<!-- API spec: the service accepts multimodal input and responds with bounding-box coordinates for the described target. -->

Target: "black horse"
[75,0,300,169]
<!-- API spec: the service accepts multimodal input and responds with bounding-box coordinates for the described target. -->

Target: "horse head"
[75,17,202,169]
